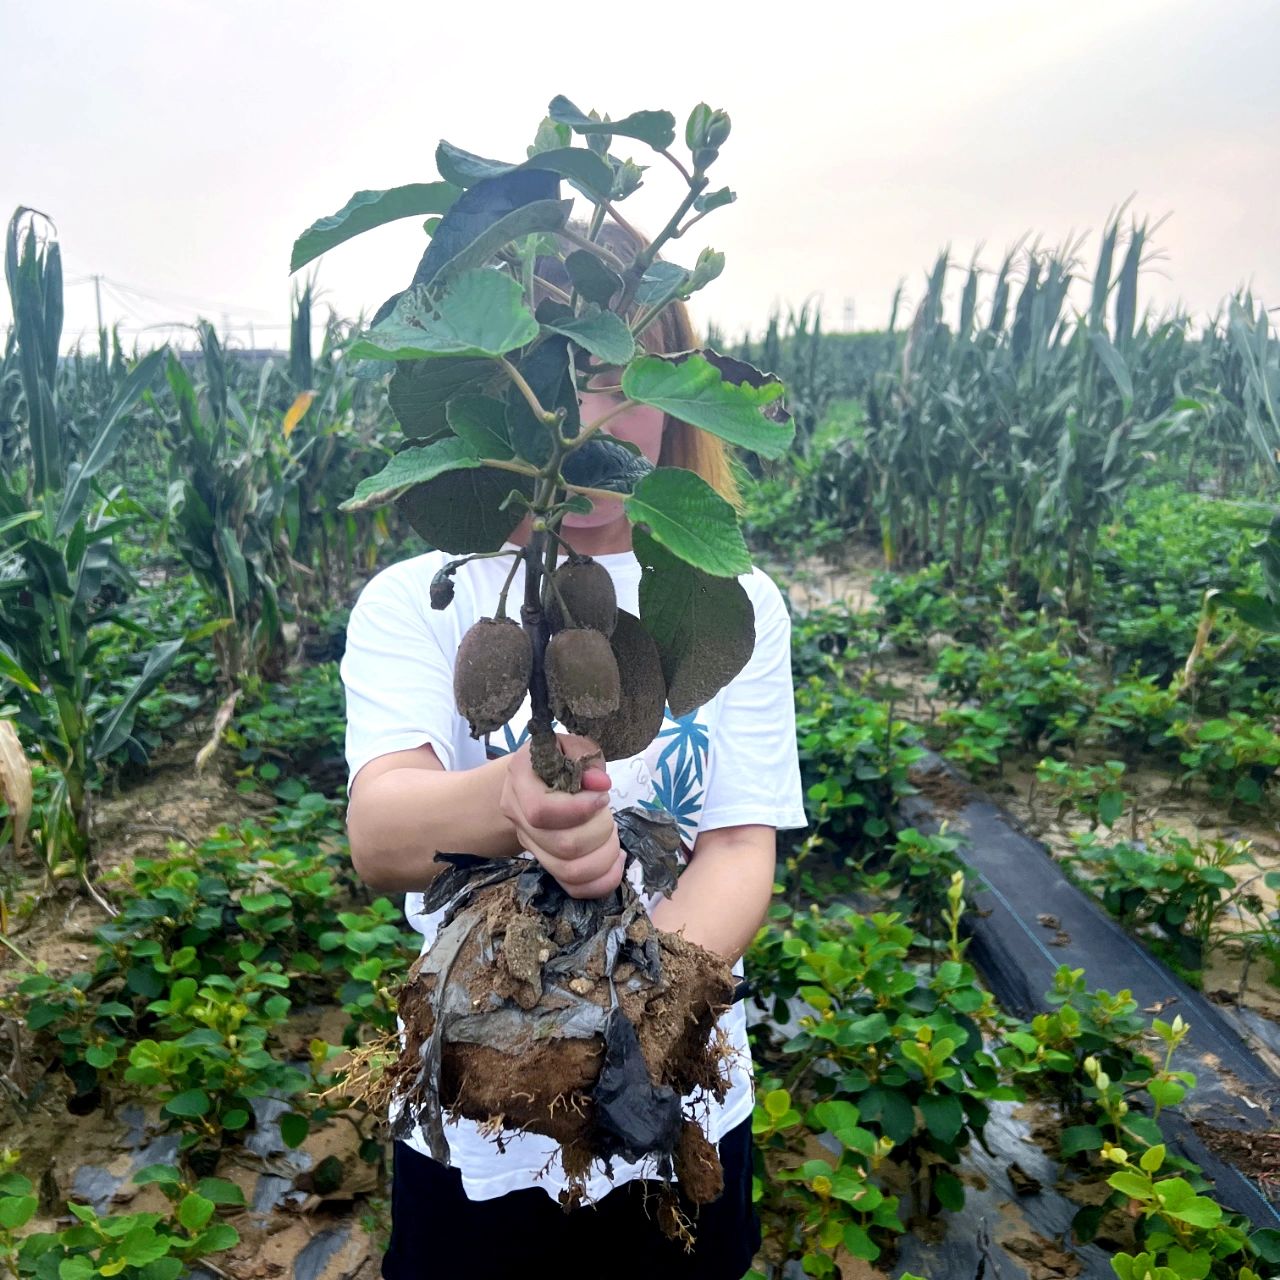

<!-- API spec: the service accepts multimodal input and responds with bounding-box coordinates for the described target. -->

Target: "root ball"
[453,617,532,738]
[546,628,621,721]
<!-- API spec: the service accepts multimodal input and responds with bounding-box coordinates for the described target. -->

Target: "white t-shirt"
[340,541,806,1203]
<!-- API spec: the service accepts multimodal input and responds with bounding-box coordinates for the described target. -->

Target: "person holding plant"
[341,225,805,1280]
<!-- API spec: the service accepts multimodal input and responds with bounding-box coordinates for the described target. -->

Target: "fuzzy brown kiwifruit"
[547,558,617,635]
[546,628,621,722]
[564,610,667,761]
[453,617,532,738]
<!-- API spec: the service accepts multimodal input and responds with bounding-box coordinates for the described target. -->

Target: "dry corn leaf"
[282,390,315,439]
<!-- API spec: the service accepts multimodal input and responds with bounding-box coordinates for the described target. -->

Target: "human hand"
[498,733,623,900]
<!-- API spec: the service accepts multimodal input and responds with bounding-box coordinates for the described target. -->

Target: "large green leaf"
[290,183,460,272]
[541,305,635,366]
[56,347,168,536]
[634,529,754,717]
[436,141,614,201]
[548,96,676,150]
[505,334,577,465]
[411,169,570,291]
[350,270,539,363]
[562,437,652,494]
[622,353,792,459]
[399,467,533,553]
[565,251,623,307]
[341,437,482,512]
[388,357,497,439]
[446,395,513,460]
[625,467,750,577]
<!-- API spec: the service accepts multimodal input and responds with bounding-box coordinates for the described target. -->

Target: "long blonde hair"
[535,221,741,509]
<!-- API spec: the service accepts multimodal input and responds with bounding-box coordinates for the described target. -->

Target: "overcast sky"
[3,0,1277,353]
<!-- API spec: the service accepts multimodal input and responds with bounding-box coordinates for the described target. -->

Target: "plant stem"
[533,275,573,306]
[600,201,645,248]
[658,148,692,183]
[564,396,639,448]
[0,933,35,967]
[497,358,559,427]
[495,552,524,621]
[564,483,627,507]
[476,457,541,481]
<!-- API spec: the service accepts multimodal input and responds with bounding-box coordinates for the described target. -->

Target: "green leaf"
[764,1089,791,1119]
[190,1222,239,1253]
[133,1164,182,1187]
[351,270,539,363]
[547,95,677,149]
[56,348,168,536]
[842,1222,880,1261]
[565,251,623,307]
[622,353,792,459]
[505,334,576,465]
[341,438,482,513]
[635,529,755,718]
[541,305,635,366]
[177,1192,214,1231]
[291,183,460,272]
[1250,1229,1280,1264]
[918,1092,965,1143]
[421,197,573,293]
[446,395,513,460]
[562,436,652,495]
[436,141,615,202]
[1098,788,1125,827]
[0,644,40,693]
[388,357,498,440]
[1108,1170,1152,1201]
[858,1086,916,1144]
[86,1043,117,1069]
[163,1088,211,1119]
[59,1258,95,1280]
[0,1173,32,1196]
[138,1261,183,1280]
[935,1170,965,1212]
[400,466,533,554]
[89,638,184,761]
[280,1111,310,1149]
[625,467,751,577]
[196,1178,246,1206]
[1059,1124,1105,1157]
[0,1194,36,1228]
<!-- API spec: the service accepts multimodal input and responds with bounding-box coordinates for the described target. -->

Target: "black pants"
[381,1118,761,1280]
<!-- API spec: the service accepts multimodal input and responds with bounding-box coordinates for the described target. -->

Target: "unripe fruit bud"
[547,558,617,635]
[430,568,455,610]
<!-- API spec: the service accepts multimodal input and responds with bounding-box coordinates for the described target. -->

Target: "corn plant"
[0,208,179,883]
[161,324,291,690]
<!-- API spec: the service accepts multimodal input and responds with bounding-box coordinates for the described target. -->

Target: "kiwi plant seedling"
[291,95,794,1213]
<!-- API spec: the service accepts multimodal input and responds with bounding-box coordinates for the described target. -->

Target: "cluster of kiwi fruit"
[451,557,666,759]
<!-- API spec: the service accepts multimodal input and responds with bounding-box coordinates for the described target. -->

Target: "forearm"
[346,756,523,893]
[648,826,777,965]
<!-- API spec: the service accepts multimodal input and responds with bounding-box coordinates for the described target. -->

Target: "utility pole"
[93,274,107,371]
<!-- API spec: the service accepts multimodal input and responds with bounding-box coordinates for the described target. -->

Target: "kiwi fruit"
[453,617,532,738]
[546,628,621,722]
[563,610,667,761]
[547,558,617,635]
